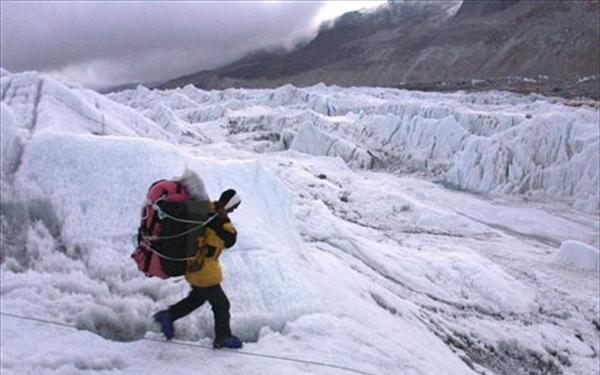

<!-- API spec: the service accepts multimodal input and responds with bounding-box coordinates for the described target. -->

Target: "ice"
[556,240,600,272]
[447,111,600,212]
[111,83,599,213]
[2,70,599,375]
[1,72,178,142]
[290,122,374,168]
[0,102,21,178]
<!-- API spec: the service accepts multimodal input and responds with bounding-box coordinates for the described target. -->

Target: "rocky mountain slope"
[161,0,600,99]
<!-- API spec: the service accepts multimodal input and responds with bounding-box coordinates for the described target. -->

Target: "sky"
[0,1,386,90]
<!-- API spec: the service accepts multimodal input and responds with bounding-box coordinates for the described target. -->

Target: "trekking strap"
[153,202,210,224]
[143,212,218,241]
[142,242,197,262]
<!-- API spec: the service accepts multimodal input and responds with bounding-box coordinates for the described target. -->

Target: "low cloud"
[1,1,325,88]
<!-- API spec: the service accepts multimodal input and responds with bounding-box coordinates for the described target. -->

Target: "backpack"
[131,179,215,279]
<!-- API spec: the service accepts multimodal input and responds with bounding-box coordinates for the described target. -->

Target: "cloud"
[0,1,325,88]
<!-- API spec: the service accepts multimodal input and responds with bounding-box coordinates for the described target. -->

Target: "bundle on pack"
[131,179,215,278]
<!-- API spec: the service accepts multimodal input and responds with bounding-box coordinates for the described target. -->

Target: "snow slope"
[1,71,599,375]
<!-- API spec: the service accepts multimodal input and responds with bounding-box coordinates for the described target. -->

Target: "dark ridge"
[160,0,599,100]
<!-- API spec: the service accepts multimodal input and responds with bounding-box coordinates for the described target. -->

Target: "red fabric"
[144,180,190,228]
[147,180,189,202]
[148,253,169,279]
[131,246,169,279]
[132,247,148,272]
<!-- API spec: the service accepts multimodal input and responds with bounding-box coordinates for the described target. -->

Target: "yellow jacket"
[185,202,237,287]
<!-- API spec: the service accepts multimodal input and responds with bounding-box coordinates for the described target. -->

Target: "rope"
[0,311,376,375]
[154,203,216,225]
[142,223,205,241]
[142,243,196,261]
[143,212,217,241]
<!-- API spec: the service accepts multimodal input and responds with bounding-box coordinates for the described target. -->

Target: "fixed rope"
[0,311,376,375]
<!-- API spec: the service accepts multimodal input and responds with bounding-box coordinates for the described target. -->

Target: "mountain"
[161,0,600,99]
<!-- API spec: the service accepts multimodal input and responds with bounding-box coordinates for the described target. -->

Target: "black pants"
[167,284,232,340]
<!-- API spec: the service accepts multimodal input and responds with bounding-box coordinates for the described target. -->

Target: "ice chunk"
[0,103,21,177]
[290,122,373,168]
[556,240,599,272]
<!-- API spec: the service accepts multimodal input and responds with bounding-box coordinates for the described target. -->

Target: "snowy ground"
[1,70,599,375]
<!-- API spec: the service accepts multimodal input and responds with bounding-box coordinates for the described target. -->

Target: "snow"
[556,240,600,272]
[578,75,598,83]
[1,70,599,375]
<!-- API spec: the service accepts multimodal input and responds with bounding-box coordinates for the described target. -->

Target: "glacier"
[111,83,600,214]
[1,71,599,375]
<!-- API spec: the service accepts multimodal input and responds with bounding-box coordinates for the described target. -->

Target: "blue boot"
[213,335,243,349]
[153,310,174,340]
